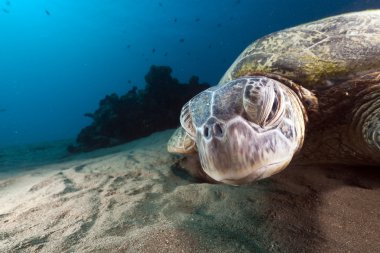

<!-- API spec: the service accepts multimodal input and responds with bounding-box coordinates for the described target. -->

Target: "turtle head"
[170,76,306,185]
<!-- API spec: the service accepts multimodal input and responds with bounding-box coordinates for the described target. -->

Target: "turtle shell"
[219,10,380,90]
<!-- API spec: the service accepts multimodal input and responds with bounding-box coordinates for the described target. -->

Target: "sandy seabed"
[0,130,379,253]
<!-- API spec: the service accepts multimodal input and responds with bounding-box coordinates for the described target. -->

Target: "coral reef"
[68,65,209,152]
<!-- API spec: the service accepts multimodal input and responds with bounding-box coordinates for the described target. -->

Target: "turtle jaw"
[219,161,290,185]
[196,117,300,185]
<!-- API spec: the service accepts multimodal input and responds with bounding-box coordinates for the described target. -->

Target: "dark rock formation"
[68,65,209,153]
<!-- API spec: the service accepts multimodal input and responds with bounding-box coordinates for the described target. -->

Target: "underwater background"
[1,2,380,252]
[1,0,380,148]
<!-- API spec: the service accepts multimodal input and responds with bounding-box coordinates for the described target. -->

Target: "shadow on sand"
[169,162,380,252]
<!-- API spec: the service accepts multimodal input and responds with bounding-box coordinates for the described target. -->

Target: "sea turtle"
[167,10,380,185]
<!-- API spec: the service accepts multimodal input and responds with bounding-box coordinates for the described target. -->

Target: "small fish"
[5,1,10,6]
[174,17,177,23]
[158,2,163,7]
[217,23,222,28]
[152,48,156,53]
[127,44,131,48]
[179,38,185,43]
[164,52,168,56]
[0,108,6,113]
[2,8,9,13]
[195,17,200,22]
[127,80,131,84]
[208,44,212,49]
[45,9,50,16]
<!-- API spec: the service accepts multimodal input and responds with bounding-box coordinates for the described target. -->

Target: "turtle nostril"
[203,120,224,139]
[214,123,224,137]
[204,126,210,138]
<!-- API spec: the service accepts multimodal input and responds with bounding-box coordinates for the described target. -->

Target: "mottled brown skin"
[296,71,380,164]
[245,71,380,165]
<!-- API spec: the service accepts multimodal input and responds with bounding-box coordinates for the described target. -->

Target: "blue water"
[0,0,380,147]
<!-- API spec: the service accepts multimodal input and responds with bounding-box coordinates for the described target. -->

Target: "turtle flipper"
[167,127,196,154]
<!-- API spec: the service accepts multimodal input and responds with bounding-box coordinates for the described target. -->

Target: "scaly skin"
[168,10,380,184]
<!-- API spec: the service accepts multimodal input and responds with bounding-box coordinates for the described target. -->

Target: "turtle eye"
[243,78,284,128]
[243,81,275,127]
[264,90,284,126]
[268,98,278,121]
[180,101,196,138]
